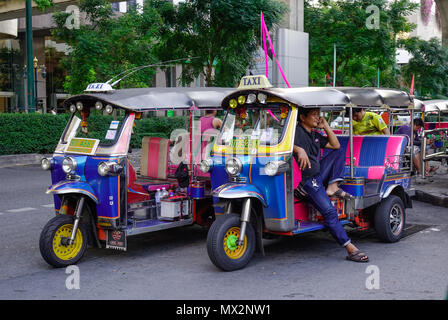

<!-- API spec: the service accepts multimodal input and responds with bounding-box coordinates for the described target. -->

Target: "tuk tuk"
[417,100,448,178]
[39,84,234,268]
[202,75,416,271]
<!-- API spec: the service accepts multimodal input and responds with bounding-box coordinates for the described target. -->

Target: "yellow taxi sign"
[238,75,273,89]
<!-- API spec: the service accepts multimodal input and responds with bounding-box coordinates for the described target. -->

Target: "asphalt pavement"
[0,157,447,301]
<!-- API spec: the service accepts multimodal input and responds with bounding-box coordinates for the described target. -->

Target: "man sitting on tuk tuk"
[395,118,438,176]
[352,107,391,135]
[294,108,369,263]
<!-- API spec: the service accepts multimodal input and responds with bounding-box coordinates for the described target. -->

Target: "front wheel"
[39,215,88,268]
[374,195,406,243]
[206,214,255,271]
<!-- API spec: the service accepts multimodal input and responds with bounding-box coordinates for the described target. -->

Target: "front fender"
[46,180,99,204]
[212,183,267,207]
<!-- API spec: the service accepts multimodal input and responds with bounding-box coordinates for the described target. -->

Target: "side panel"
[210,153,295,232]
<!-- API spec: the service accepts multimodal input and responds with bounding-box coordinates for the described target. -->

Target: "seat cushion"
[141,137,170,179]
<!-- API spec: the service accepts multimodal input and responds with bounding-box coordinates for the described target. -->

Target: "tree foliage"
[401,37,448,98]
[154,0,288,87]
[52,0,163,94]
[33,0,54,10]
[305,0,418,87]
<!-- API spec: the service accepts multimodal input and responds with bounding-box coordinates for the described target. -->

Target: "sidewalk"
[0,153,51,168]
[1,153,447,207]
[412,163,448,208]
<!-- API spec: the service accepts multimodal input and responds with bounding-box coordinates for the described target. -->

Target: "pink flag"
[410,74,415,95]
[261,12,291,88]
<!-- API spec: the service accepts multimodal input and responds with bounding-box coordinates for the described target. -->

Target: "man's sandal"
[346,250,369,263]
[329,188,354,200]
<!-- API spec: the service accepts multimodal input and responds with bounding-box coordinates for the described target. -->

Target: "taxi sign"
[66,138,100,155]
[238,75,273,89]
[85,83,114,93]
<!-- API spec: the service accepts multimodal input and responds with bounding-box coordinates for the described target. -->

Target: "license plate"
[106,229,127,251]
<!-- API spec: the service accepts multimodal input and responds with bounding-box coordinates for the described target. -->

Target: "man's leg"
[302,175,368,261]
[302,175,351,247]
[320,145,348,197]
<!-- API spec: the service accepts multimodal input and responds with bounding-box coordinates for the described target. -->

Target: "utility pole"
[333,44,336,87]
[26,0,35,113]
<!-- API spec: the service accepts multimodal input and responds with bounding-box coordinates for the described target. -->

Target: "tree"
[52,0,163,94]
[154,0,288,87]
[305,0,418,87]
[34,0,54,10]
[401,37,448,98]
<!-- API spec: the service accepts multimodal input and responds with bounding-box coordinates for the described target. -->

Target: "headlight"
[246,93,256,104]
[98,162,110,176]
[105,104,114,114]
[98,161,123,176]
[257,93,267,104]
[41,157,53,170]
[199,159,213,173]
[225,157,242,176]
[237,95,246,105]
[76,102,83,111]
[62,157,77,174]
[264,160,288,176]
[69,104,76,113]
[95,101,103,110]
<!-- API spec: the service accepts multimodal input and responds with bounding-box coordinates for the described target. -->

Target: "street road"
[0,164,447,300]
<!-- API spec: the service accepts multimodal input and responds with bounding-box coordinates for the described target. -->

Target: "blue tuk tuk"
[39,85,234,267]
[202,76,416,271]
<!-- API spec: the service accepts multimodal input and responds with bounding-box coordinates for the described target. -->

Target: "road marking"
[41,204,54,208]
[6,207,37,213]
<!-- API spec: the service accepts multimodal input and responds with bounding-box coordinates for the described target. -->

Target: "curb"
[0,153,51,168]
[413,190,448,208]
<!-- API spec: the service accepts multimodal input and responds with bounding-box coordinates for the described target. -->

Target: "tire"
[39,214,88,268]
[206,214,255,271]
[374,195,406,243]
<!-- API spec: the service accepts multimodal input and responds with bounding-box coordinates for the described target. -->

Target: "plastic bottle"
[161,187,169,199]
[155,189,161,217]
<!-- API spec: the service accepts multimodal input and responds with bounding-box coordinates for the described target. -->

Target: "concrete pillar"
[0,19,18,38]
[435,0,448,45]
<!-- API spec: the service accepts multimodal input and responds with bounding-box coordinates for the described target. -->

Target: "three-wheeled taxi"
[39,84,234,267]
[417,100,448,178]
[202,75,416,271]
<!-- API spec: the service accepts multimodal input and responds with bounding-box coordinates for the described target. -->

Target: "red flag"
[410,74,415,95]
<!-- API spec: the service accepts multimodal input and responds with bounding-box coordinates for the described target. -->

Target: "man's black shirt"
[294,123,329,183]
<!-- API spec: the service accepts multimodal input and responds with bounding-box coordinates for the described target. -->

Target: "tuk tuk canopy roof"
[221,87,416,110]
[64,87,236,111]
[421,99,448,112]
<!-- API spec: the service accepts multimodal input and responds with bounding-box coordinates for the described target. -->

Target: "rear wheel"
[374,195,406,243]
[207,214,255,271]
[39,215,88,268]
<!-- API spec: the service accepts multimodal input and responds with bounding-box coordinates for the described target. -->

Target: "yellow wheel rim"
[52,224,83,261]
[223,227,247,260]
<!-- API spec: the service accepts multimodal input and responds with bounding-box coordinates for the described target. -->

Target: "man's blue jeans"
[301,146,351,247]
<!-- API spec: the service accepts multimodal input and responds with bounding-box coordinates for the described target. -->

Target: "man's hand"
[294,146,311,170]
[317,117,330,129]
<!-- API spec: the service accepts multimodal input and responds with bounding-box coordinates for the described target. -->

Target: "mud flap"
[253,212,265,256]
[106,229,127,251]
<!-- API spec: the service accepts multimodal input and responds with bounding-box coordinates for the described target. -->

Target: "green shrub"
[0,113,185,155]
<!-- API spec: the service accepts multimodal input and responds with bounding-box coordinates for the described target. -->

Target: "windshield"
[62,109,127,146]
[217,104,290,149]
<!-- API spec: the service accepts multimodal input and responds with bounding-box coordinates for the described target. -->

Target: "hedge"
[0,113,185,155]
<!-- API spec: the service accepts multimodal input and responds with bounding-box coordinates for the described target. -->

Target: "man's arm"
[293,145,311,170]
